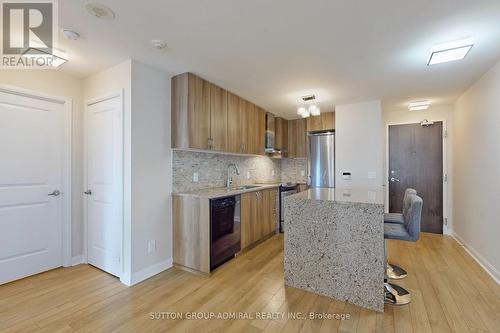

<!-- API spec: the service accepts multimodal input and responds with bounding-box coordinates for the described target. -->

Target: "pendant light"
[296,94,320,118]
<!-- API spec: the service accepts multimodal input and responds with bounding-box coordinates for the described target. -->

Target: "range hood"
[265,113,280,153]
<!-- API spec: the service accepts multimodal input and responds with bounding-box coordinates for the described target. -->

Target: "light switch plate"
[192,172,199,182]
[300,170,305,176]
[246,171,251,179]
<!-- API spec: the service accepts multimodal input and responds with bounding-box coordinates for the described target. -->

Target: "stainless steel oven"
[279,183,298,233]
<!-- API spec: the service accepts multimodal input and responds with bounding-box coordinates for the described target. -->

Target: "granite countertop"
[289,187,384,205]
[173,183,281,199]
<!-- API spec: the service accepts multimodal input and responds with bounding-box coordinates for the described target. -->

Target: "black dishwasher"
[210,196,240,271]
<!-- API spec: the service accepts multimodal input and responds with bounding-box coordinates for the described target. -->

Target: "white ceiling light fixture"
[427,37,474,65]
[296,94,320,118]
[300,110,310,118]
[151,39,167,50]
[309,105,321,116]
[408,100,431,111]
[63,29,80,40]
[85,3,116,20]
[297,106,307,116]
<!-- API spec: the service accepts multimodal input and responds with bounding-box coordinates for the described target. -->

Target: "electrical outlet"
[192,172,199,182]
[246,171,251,179]
[148,240,156,254]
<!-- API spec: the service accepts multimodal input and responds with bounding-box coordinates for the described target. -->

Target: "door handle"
[390,177,400,182]
[48,190,61,196]
[84,190,92,195]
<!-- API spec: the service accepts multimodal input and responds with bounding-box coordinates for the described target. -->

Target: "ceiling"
[59,0,500,119]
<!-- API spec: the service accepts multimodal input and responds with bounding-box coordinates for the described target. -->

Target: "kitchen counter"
[173,183,280,199]
[284,188,385,312]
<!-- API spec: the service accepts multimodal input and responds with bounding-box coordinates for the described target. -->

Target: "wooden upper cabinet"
[172,73,210,149]
[246,103,262,155]
[256,106,266,155]
[172,72,266,155]
[227,92,247,153]
[275,117,288,154]
[288,118,307,158]
[306,112,335,132]
[245,104,266,155]
[209,83,228,151]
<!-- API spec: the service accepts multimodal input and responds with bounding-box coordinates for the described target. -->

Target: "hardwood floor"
[1,233,499,333]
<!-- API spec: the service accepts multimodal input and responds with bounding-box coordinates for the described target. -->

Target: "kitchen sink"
[231,185,261,190]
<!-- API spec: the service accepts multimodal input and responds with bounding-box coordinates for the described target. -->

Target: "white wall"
[0,70,84,258]
[382,105,454,231]
[453,60,500,281]
[335,100,383,189]
[130,61,173,280]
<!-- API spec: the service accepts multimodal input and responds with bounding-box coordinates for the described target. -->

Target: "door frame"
[0,84,73,267]
[384,119,449,234]
[83,90,124,278]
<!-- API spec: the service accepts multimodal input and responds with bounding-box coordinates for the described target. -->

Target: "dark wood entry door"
[389,122,443,234]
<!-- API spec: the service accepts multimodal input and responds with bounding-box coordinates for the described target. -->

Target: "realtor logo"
[1,0,63,69]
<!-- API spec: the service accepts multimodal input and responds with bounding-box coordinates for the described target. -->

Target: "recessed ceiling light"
[427,37,474,65]
[85,3,115,20]
[408,101,431,111]
[63,29,80,40]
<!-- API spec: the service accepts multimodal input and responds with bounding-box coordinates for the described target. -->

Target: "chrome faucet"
[226,163,241,188]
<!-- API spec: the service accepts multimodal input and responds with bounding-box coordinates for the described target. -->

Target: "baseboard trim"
[122,258,173,286]
[451,232,500,285]
[71,255,84,266]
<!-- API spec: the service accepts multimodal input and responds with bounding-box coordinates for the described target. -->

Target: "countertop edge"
[173,183,281,199]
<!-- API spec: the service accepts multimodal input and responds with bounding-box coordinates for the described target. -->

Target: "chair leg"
[385,239,407,279]
[384,239,411,305]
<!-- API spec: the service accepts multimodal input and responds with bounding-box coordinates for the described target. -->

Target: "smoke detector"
[151,40,167,50]
[85,3,115,20]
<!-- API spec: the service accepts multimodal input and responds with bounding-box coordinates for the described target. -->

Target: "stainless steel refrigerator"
[308,131,335,188]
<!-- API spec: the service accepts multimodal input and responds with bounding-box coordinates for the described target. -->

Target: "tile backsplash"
[173,150,281,192]
[281,158,308,183]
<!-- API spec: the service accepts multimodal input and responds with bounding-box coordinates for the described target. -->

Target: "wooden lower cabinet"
[241,188,278,249]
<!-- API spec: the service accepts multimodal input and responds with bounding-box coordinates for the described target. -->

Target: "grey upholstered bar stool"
[384,188,417,279]
[384,194,423,305]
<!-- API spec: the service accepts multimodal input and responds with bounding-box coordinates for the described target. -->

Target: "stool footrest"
[387,263,407,280]
[385,282,411,305]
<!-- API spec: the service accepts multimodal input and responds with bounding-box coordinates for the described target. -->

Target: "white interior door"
[86,95,123,277]
[0,89,65,284]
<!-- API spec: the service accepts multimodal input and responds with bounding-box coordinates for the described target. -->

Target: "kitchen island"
[284,188,385,312]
